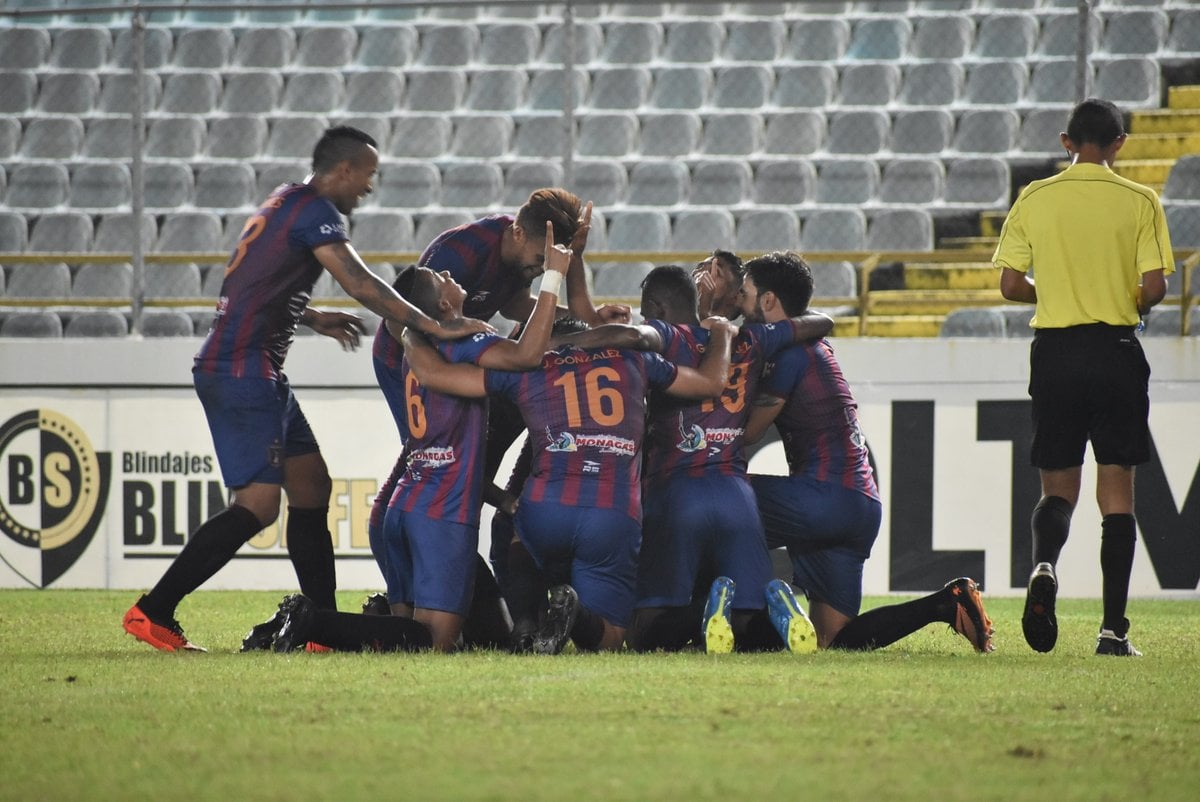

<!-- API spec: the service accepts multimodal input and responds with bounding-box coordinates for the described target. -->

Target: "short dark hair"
[1066,98,1125,148]
[515,188,581,246]
[551,315,590,336]
[710,249,745,285]
[393,266,440,317]
[744,251,814,317]
[640,264,698,316]
[312,126,377,174]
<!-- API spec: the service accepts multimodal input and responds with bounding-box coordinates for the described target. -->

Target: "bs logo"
[0,410,111,588]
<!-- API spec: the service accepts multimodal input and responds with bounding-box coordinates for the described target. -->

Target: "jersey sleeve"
[759,345,810,400]
[440,331,505,365]
[751,320,803,361]
[992,194,1032,273]
[291,196,349,251]
[484,368,518,400]
[1138,194,1175,276]
[641,351,679,389]
[645,318,677,352]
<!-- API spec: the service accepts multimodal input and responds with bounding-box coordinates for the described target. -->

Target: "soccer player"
[122,126,490,653]
[629,264,834,655]
[404,315,739,654]
[739,251,993,654]
[693,249,745,320]
[995,98,1173,657]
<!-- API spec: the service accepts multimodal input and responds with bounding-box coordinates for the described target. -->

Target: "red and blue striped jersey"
[372,323,408,442]
[760,339,879,500]
[389,332,504,526]
[420,214,531,321]
[485,346,679,520]
[194,183,347,379]
[643,318,800,484]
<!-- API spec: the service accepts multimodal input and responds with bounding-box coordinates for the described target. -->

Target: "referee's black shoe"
[272,594,318,653]
[241,597,290,652]
[1022,562,1058,653]
[532,585,579,655]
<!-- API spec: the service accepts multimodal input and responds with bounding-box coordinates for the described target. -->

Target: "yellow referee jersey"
[992,162,1174,328]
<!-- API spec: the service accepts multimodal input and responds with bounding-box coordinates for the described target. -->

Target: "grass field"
[2,590,1198,802]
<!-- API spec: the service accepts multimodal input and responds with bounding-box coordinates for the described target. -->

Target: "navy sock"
[1031,495,1073,567]
[830,592,945,651]
[1100,514,1137,636]
[629,607,695,652]
[735,609,784,652]
[570,605,606,652]
[286,506,337,610]
[141,504,262,619]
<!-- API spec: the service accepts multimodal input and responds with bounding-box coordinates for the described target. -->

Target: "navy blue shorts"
[752,473,881,619]
[515,499,640,628]
[381,505,477,616]
[1029,324,1151,469]
[194,372,318,487]
[636,474,773,612]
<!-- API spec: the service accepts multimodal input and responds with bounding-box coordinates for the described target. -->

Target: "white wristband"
[539,270,563,298]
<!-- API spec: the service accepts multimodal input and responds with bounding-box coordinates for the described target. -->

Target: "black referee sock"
[1100,514,1137,636]
[286,506,337,610]
[735,609,786,652]
[309,610,432,652]
[1032,495,1074,567]
[829,593,944,651]
[629,607,695,652]
[503,540,546,632]
[462,554,512,649]
[570,605,607,652]
[141,504,262,620]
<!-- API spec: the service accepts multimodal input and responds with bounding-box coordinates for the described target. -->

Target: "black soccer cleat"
[361,592,390,616]
[240,597,292,652]
[1096,622,1142,657]
[1022,562,1058,653]
[271,594,318,653]
[531,584,579,655]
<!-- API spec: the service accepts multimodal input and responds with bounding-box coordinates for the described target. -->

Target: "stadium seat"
[723,19,786,61]
[1018,108,1067,156]
[144,163,195,209]
[590,67,652,110]
[141,311,197,338]
[944,157,1010,207]
[997,305,1035,338]
[1143,306,1200,337]
[1037,12,1100,57]
[450,115,514,158]
[208,116,268,160]
[1163,155,1200,202]
[0,70,36,115]
[573,161,628,207]
[234,28,296,68]
[810,261,857,299]
[1,311,63,338]
[29,212,93,253]
[910,16,973,59]
[37,72,99,114]
[786,17,850,61]
[878,158,945,205]
[98,73,161,115]
[113,26,172,69]
[405,70,468,111]
[92,213,156,254]
[735,208,800,252]
[578,113,638,157]
[839,64,901,107]
[69,163,132,209]
[414,211,474,252]
[528,68,589,111]
[465,69,528,111]
[690,160,753,206]
[512,117,569,159]
[763,111,825,156]
[146,116,206,160]
[49,26,111,70]
[296,25,357,68]
[868,209,934,251]
[160,71,222,114]
[650,66,712,110]
[583,209,608,252]
[265,117,329,159]
[1101,10,1167,56]
[18,117,84,160]
[6,262,72,298]
[899,62,963,107]
[606,210,671,250]
[334,115,389,153]
[65,310,128,338]
[845,17,911,60]
[701,113,763,156]
[639,113,701,157]
[1028,61,1088,105]
[965,62,1027,107]
[628,161,689,207]
[82,118,133,160]
[389,116,452,159]
[800,209,867,252]
[754,160,818,205]
[155,212,223,253]
[377,161,441,208]
[672,209,736,252]
[940,308,1006,337]
[0,118,15,158]
[953,109,1020,154]
[713,65,772,109]
[356,26,418,67]
[417,24,479,67]
[1166,205,1200,250]
[0,27,50,69]
[600,20,663,64]
[1167,9,1200,56]
[480,22,541,65]
[200,263,227,297]
[194,163,256,210]
[145,262,202,299]
[173,28,234,69]
[663,20,724,63]
[6,164,70,209]
[592,261,655,298]
[0,212,29,252]
[973,13,1037,59]
[1095,58,1160,107]
[281,72,345,114]
[827,110,889,155]
[222,213,253,249]
[540,21,603,64]
[773,64,837,109]
[816,161,880,205]
[503,162,565,207]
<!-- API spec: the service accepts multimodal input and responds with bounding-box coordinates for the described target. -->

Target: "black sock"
[629,607,694,652]
[309,610,432,652]
[502,540,546,632]
[1100,514,1137,636]
[461,554,512,649]
[830,592,944,651]
[286,506,337,610]
[141,504,262,619]
[735,609,784,652]
[570,605,607,652]
[1032,495,1073,567]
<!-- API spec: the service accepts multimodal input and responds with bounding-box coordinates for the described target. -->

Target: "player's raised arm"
[665,316,735,399]
[551,322,665,352]
[300,307,366,351]
[400,329,488,398]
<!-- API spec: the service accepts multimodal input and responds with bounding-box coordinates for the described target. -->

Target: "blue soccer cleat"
[765,579,818,654]
[702,576,736,654]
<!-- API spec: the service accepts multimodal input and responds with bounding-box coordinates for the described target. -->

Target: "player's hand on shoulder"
[307,309,367,351]
[700,315,738,338]
[597,303,632,324]
[428,317,496,341]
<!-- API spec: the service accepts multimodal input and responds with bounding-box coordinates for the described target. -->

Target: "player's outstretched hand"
[694,269,718,317]
[545,219,572,276]
[427,317,496,340]
[308,310,367,351]
[569,201,593,257]
[700,315,739,339]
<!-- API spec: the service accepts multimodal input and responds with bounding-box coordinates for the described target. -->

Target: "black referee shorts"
[1028,323,1151,470]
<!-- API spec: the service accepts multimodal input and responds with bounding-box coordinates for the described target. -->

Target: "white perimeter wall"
[1,336,1197,598]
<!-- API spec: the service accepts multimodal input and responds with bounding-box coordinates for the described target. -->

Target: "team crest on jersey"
[676,414,707,453]
[545,429,577,453]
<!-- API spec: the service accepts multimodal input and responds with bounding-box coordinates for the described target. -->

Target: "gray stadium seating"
[441,163,504,208]
[540,21,602,64]
[811,261,857,299]
[417,24,480,67]
[49,26,110,70]
[827,110,889,155]
[465,70,528,111]
[69,163,132,209]
[816,160,880,205]
[690,160,753,206]
[965,62,1027,106]
[0,71,37,115]
[701,113,763,156]
[868,209,934,251]
[953,109,1020,155]
[578,113,638,157]
[878,159,945,205]
[98,73,162,115]
[480,22,541,65]
[295,26,357,68]
[450,115,515,158]
[590,67,651,110]
[650,66,711,110]
[944,157,1010,207]
[973,13,1038,59]
[377,161,441,208]
[144,162,195,209]
[155,212,223,253]
[146,116,206,159]
[940,307,1006,337]
[390,116,452,159]
[265,116,328,159]
[1095,58,1160,107]
[356,26,418,67]
[1101,10,1168,56]
[639,113,701,158]
[208,117,269,160]
[65,310,128,338]
[504,162,565,208]
[627,161,689,207]
[193,163,257,210]
[281,72,345,114]
[173,28,234,69]
[7,164,70,208]
[19,117,84,160]
[37,72,99,114]
[414,211,474,252]
[234,28,296,68]
[114,26,172,69]
[6,262,72,298]
[0,117,18,159]
[0,27,50,69]
[735,209,800,252]
[724,19,786,61]
[405,70,468,111]
[141,311,197,338]
[663,20,724,63]
[773,65,837,109]
[528,68,589,111]
[787,17,850,61]
[160,71,222,115]
[763,110,825,156]
[145,262,202,299]
[672,209,736,253]
[0,212,28,252]
[1163,156,1200,202]
[754,160,817,206]
[1018,108,1067,156]
[713,65,772,109]
[800,209,867,252]
[601,20,663,64]
[92,213,156,254]
[512,117,569,159]
[1168,9,1200,55]
[606,210,671,251]
[1,311,63,338]
[573,161,628,208]
[910,16,973,59]
[845,17,910,60]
